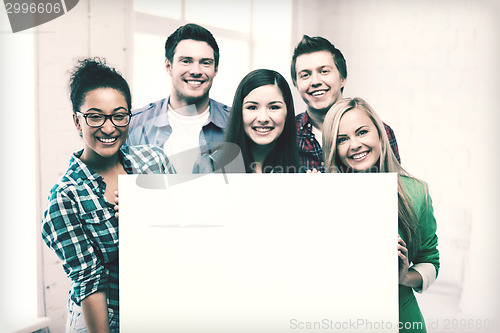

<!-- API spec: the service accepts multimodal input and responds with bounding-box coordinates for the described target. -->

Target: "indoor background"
[1,0,499,332]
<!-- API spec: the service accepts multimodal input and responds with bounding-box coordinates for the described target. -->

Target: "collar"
[69,149,104,187]
[70,146,136,180]
[152,98,170,128]
[153,97,228,129]
[297,111,313,135]
[207,99,229,129]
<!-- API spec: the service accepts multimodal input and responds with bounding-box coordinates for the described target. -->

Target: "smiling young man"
[291,35,400,172]
[127,24,230,173]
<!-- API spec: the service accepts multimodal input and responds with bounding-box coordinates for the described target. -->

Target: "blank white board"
[119,173,398,332]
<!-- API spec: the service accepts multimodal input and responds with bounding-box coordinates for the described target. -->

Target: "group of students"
[41,23,439,332]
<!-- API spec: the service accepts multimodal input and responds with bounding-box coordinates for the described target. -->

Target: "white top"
[312,124,323,148]
[163,105,210,173]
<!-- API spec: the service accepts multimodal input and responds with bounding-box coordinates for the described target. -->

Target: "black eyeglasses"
[76,112,132,127]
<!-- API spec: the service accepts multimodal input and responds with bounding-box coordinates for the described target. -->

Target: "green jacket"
[398,176,440,332]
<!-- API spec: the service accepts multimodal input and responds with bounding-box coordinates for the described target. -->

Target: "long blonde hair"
[323,97,423,260]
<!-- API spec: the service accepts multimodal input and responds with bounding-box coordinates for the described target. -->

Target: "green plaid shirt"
[41,145,172,327]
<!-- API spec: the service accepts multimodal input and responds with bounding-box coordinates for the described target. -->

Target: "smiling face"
[242,84,287,147]
[295,50,346,114]
[73,88,129,164]
[166,39,218,109]
[336,107,381,172]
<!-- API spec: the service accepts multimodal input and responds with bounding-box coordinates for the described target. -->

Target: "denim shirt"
[126,97,231,152]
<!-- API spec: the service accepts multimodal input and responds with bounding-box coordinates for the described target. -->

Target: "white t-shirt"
[312,124,323,147]
[163,105,210,173]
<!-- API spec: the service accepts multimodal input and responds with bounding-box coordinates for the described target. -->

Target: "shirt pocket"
[82,207,118,263]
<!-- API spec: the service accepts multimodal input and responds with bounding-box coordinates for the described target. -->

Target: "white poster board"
[119,173,398,332]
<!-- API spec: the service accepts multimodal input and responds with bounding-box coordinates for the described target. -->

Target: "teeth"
[187,80,201,85]
[254,127,272,133]
[311,91,325,96]
[99,137,117,143]
[352,152,368,159]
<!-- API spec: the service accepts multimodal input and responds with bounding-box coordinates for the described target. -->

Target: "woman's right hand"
[398,235,424,288]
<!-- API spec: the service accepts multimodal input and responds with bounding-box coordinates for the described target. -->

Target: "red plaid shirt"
[296,111,401,172]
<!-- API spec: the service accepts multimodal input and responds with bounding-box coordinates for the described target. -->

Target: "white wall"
[0,10,39,333]
[294,0,500,328]
[27,0,500,331]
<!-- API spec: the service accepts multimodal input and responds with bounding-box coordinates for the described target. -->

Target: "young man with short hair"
[291,35,400,172]
[127,23,230,173]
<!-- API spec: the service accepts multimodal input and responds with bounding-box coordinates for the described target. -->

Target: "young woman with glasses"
[41,58,173,332]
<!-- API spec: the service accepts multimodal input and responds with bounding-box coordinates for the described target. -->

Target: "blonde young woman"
[322,97,439,332]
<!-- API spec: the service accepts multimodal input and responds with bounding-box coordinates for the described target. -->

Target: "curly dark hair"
[69,57,132,114]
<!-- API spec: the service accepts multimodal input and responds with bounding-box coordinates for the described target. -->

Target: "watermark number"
[5,2,61,14]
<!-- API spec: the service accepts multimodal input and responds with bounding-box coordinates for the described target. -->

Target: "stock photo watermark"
[3,0,79,33]
[290,318,423,331]
[289,317,499,331]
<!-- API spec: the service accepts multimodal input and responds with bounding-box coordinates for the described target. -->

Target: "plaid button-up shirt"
[296,111,401,172]
[41,145,172,328]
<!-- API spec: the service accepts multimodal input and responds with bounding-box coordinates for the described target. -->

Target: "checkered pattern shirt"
[296,111,401,172]
[41,145,172,327]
